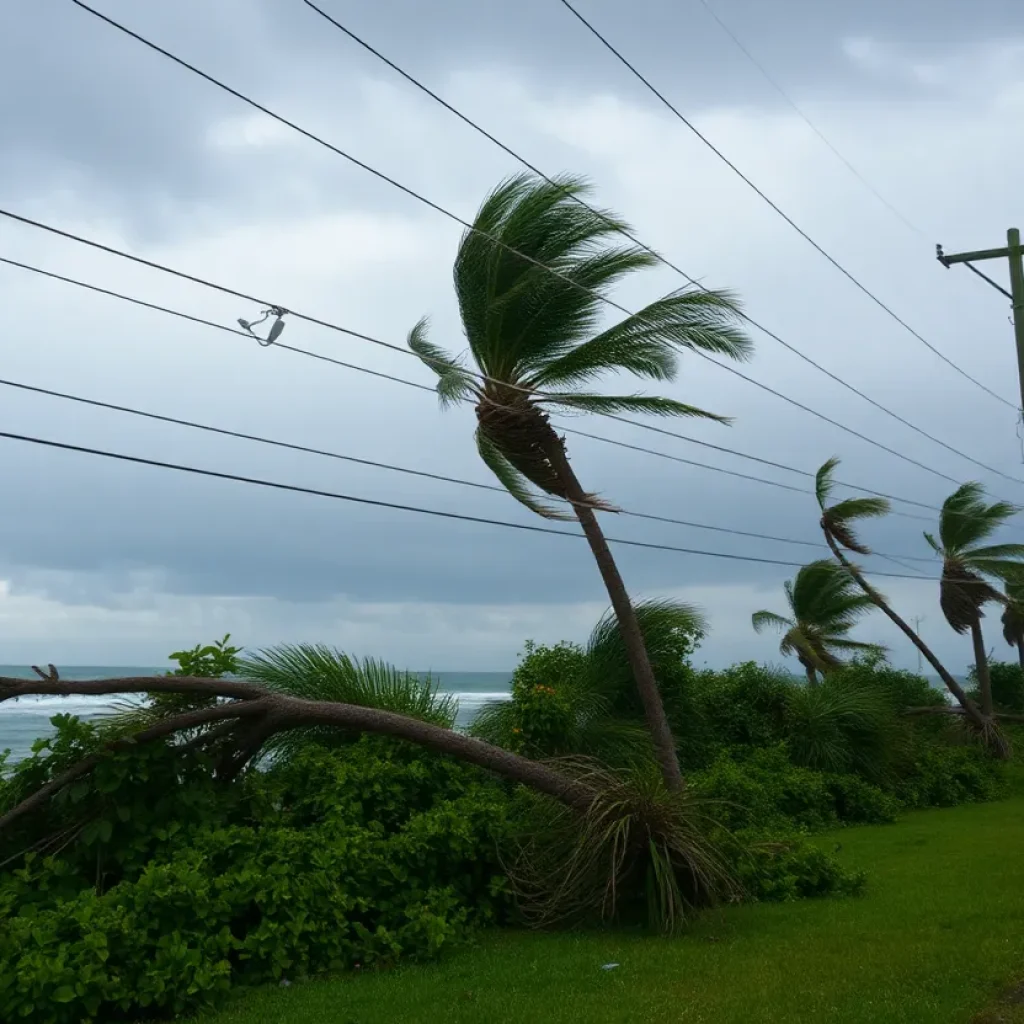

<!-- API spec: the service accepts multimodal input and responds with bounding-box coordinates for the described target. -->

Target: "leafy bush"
[691,745,899,834]
[968,660,1024,712]
[0,732,512,1023]
[783,671,899,779]
[726,828,866,903]
[889,741,1005,808]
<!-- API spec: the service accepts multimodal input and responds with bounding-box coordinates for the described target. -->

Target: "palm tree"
[1001,579,1024,670]
[752,560,884,685]
[925,483,1024,717]
[407,172,751,792]
[813,457,984,723]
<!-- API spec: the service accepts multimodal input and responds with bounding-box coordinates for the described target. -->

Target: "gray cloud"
[1,1,1023,667]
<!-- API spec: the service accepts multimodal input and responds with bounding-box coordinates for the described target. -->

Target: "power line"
[58,2,1021,490]
[554,0,1016,411]
[0,426,957,583]
[296,0,1017,488]
[0,252,959,522]
[692,0,928,240]
[0,373,937,562]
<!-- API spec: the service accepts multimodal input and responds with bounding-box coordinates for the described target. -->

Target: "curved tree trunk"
[1017,637,1024,672]
[822,532,987,729]
[971,620,994,717]
[0,675,597,832]
[541,432,684,793]
[804,663,818,687]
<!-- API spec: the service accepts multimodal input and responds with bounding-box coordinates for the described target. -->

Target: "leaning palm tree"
[925,483,1024,717]
[814,458,1005,744]
[408,173,751,792]
[1001,578,1024,670]
[752,559,884,685]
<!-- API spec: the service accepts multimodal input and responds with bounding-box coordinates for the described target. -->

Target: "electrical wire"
[692,0,928,240]
[57,1,1023,490]
[296,0,1016,487]
[0,373,938,562]
[0,426,959,583]
[554,0,1016,411]
[0,252,963,523]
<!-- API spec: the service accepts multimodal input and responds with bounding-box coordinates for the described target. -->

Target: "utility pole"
[936,228,1024,413]
[912,616,925,675]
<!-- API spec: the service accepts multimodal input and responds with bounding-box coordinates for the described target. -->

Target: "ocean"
[0,666,512,764]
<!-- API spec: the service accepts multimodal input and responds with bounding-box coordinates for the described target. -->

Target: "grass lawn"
[197,795,1024,1024]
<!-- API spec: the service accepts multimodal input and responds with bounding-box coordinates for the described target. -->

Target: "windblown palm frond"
[927,484,1024,634]
[238,645,456,761]
[752,560,884,674]
[408,172,752,520]
[815,457,890,554]
[585,599,708,703]
[1002,579,1024,648]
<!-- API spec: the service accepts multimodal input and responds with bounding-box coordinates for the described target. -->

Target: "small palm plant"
[1001,578,1024,670]
[925,483,1024,717]
[752,560,884,686]
[408,172,752,792]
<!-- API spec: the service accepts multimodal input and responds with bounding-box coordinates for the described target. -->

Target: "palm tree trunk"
[822,532,987,729]
[542,432,684,793]
[804,664,818,687]
[971,620,994,717]
[1017,637,1024,672]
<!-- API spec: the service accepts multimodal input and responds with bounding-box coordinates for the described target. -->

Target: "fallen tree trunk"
[0,671,596,832]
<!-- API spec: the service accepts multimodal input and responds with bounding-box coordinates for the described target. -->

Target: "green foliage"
[407,171,751,520]
[239,645,457,761]
[888,741,1005,809]
[783,671,898,778]
[168,633,242,678]
[969,659,1024,712]
[0,731,511,1023]
[473,602,704,763]
[726,827,867,903]
[751,559,884,675]
[691,745,899,834]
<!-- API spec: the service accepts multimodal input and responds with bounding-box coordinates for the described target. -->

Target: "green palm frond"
[751,610,794,635]
[584,599,708,704]
[1001,587,1024,647]
[541,392,730,422]
[814,459,891,554]
[238,645,456,760]
[525,289,750,390]
[938,482,1021,553]
[475,427,575,520]
[407,318,477,408]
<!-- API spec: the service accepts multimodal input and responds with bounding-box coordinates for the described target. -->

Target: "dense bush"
[0,732,511,1023]
[968,659,1024,712]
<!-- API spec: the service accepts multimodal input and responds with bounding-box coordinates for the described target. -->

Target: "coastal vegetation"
[2,173,1024,1022]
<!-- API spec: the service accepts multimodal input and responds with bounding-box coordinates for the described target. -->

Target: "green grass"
[197,796,1024,1024]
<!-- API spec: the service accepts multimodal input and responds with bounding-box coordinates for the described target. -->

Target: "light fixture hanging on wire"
[238,305,288,346]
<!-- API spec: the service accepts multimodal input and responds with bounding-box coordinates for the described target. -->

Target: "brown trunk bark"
[804,663,818,687]
[541,432,684,793]
[0,677,598,832]
[971,620,994,718]
[822,532,987,729]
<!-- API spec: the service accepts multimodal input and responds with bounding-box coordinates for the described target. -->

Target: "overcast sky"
[1,0,1023,675]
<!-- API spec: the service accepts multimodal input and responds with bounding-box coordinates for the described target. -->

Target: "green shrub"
[968,660,1024,712]
[0,732,512,1023]
[889,741,1004,808]
[691,745,898,834]
[726,828,867,903]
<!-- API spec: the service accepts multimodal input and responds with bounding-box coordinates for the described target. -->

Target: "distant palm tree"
[752,559,884,685]
[812,457,986,728]
[408,172,751,792]
[1001,579,1024,670]
[925,483,1024,717]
